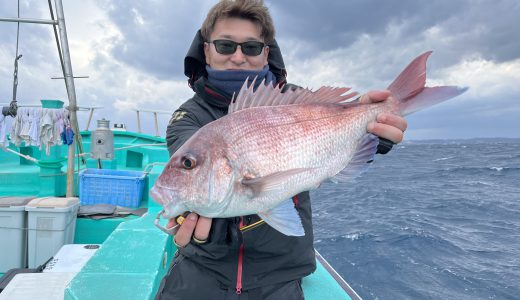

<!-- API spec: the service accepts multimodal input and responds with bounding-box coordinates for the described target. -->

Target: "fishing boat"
[0,1,361,299]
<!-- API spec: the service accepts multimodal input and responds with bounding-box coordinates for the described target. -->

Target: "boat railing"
[315,250,363,300]
[78,106,104,131]
[132,109,171,137]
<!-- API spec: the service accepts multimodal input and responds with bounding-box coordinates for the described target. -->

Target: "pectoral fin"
[258,198,305,236]
[241,168,313,195]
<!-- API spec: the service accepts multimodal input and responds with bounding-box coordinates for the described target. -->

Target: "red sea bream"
[150,51,467,236]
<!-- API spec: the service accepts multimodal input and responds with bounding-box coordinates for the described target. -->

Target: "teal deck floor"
[65,208,352,300]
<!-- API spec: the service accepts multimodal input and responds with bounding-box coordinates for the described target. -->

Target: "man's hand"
[169,213,212,247]
[360,90,408,143]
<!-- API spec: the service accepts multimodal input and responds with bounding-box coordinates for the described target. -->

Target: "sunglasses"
[208,39,266,56]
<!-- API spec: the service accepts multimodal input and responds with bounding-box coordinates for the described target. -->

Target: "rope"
[5,0,22,117]
[74,143,167,158]
[113,143,166,151]
[13,0,21,101]
[39,172,67,178]
[4,147,38,162]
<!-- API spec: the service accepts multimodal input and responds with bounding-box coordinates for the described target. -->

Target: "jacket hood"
[184,30,287,90]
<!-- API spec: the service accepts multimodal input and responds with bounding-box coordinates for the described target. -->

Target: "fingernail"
[367,122,375,131]
[188,213,198,221]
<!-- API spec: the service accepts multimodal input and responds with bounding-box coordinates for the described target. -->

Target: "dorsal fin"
[228,78,358,114]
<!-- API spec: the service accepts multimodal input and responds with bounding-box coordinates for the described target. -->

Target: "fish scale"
[225,102,385,171]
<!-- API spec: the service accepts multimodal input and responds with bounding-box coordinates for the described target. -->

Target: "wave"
[433,166,520,176]
[433,156,456,162]
[315,233,377,243]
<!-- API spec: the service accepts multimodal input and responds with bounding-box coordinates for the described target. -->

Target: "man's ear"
[263,46,270,65]
[204,42,210,64]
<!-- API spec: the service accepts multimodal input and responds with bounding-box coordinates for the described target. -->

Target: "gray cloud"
[88,0,520,82]
[95,0,214,80]
[0,1,55,66]
[269,0,520,65]
[269,1,462,56]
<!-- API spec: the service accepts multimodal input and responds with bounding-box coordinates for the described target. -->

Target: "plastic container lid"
[26,197,80,209]
[0,272,76,300]
[43,244,100,273]
[0,196,35,207]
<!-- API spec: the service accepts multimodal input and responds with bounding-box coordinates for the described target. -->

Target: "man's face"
[204,17,269,71]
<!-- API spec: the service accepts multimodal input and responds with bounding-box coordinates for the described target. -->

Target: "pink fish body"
[151,51,467,236]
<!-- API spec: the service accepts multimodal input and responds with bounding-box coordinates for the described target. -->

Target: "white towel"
[40,108,54,154]
[10,107,23,146]
[0,114,9,148]
[29,108,41,146]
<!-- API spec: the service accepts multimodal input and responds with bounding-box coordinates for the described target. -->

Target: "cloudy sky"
[1,0,519,139]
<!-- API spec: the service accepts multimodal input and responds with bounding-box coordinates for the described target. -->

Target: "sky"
[0,0,519,140]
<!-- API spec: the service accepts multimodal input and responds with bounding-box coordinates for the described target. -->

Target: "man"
[156,1,407,299]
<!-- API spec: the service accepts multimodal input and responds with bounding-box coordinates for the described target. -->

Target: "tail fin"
[387,51,468,116]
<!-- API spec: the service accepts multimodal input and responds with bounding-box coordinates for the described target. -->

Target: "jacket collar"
[193,77,233,109]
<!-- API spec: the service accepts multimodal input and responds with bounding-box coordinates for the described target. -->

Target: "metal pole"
[0,17,58,25]
[51,76,89,79]
[153,112,159,137]
[86,108,94,131]
[54,0,80,197]
[136,111,142,133]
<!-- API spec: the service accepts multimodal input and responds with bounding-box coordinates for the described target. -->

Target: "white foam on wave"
[342,233,361,241]
[467,180,495,187]
[433,156,455,162]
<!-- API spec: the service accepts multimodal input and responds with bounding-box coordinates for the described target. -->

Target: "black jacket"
[164,32,316,291]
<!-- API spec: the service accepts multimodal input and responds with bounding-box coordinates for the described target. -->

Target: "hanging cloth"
[0,114,9,148]
[8,107,68,154]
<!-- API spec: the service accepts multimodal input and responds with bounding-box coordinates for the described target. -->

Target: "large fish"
[151,51,467,236]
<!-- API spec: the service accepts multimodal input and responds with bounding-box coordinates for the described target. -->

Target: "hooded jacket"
[164,30,316,291]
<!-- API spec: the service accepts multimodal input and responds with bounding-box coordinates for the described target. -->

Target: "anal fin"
[258,198,305,236]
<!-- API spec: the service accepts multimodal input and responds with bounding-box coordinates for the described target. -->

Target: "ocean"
[311,138,520,300]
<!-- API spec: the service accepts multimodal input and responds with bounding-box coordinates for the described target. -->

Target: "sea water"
[311,138,520,300]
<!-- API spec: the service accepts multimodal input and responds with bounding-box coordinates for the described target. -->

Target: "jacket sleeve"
[165,108,202,156]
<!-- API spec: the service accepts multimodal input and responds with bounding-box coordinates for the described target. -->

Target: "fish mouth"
[153,182,182,192]
[149,185,180,219]
[149,184,176,206]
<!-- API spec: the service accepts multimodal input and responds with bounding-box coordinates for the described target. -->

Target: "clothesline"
[0,107,72,155]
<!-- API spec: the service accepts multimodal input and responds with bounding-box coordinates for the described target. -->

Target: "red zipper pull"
[236,217,245,294]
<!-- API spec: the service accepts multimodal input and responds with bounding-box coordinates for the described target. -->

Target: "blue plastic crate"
[79,169,146,208]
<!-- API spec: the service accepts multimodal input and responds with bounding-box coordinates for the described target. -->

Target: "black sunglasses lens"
[240,41,264,56]
[214,40,237,55]
[213,40,264,56]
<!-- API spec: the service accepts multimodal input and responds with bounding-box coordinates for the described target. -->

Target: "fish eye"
[181,156,196,170]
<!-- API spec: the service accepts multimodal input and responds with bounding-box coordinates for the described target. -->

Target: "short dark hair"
[201,0,275,44]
